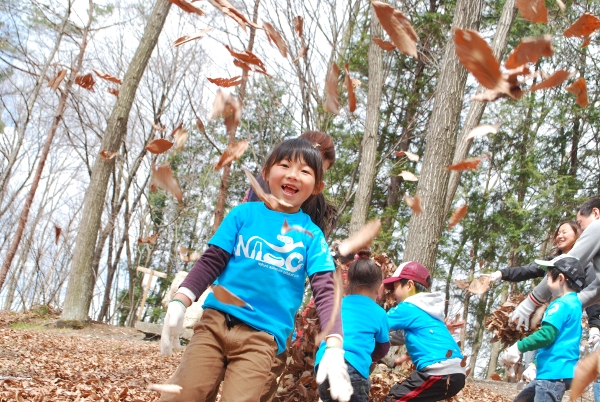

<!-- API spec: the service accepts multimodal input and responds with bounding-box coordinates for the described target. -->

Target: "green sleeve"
[517,323,559,353]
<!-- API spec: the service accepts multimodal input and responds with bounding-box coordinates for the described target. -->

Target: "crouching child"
[383,261,465,402]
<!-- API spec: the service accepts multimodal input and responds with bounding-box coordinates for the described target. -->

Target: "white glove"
[489,271,503,282]
[501,342,521,366]
[316,347,353,402]
[160,299,186,356]
[522,363,536,382]
[509,294,540,331]
[590,327,600,351]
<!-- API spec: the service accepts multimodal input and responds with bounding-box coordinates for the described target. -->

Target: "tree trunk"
[59,0,171,326]
[402,0,483,270]
[348,7,384,235]
[444,0,517,213]
[487,289,508,378]
[0,0,92,292]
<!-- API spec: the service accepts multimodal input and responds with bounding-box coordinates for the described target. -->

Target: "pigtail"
[347,250,383,295]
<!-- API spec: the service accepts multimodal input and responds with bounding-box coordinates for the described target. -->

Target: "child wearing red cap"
[383,261,465,402]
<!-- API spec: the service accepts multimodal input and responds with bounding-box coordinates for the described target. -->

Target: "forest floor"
[0,308,594,401]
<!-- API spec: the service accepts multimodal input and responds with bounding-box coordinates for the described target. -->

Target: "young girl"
[315,250,391,402]
[160,138,352,402]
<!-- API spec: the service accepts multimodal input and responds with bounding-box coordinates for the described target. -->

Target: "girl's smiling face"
[554,223,578,253]
[264,157,323,213]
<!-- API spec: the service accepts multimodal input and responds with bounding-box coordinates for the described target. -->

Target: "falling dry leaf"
[214,140,249,170]
[466,123,501,141]
[173,128,188,150]
[490,373,502,381]
[566,77,589,107]
[54,225,61,245]
[570,349,600,400]
[344,63,356,113]
[293,46,308,63]
[151,163,183,204]
[99,150,118,161]
[324,63,340,115]
[529,69,573,91]
[337,220,381,257]
[395,151,419,161]
[445,315,465,335]
[448,204,468,229]
[172,28,211,47]
[582,35,592,47]
[468,275,491,294]
[471,90,505,102]
[454,29,508,93]
[315,267,343,344]
[444,155,485,171]
[107,88,119,97]
[564,13,600,38]
[372,38,396,51]
[212,285,253,310]
[372,1,418,58]
[75,73,95,92]
[207,76,243,87]
[243,168,293,211]
[148,383,182,394]
[138,233,158,244]
[293,16,303,38]
[404,193,422,214]
[179,246,201,263]
[146,138,174,154]
[281,219,314,238]
[263,21,287,58]
[515,0,548,23]
[92,68,123,85]
[206,0,260,32]
[208,90,242,136]
[397,171,419,181]
[152,122,166,132]
[225,45,267,74]
[48,70,67,91]
[504,35,553,69]
[455,279,470,290]
[195,118,206,134]
[170,122,184,138]
[445,349,452,358]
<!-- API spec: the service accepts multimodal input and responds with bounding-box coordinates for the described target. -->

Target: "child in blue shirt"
[384,261,465,402]
[315,250,391,402]
[502,255,585,402]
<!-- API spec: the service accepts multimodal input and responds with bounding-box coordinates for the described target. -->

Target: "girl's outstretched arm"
[309,271,343,339]
[177,245,230,303]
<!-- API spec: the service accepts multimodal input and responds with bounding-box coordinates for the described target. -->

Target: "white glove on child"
[522,363,536,382]
[510,294,540,331]
[589,327,600,351]
[160,300,186,356]
[501,342,521,366]
[316,347,353,402]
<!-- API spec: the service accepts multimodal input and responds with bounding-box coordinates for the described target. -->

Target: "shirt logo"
[235,234,306,273]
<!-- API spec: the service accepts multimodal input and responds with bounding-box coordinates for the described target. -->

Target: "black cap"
[535,255,585,291]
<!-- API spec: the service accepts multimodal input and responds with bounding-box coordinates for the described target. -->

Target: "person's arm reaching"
[499,262,546,282]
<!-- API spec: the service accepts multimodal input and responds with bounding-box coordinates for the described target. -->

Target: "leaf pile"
[485,295,536,347]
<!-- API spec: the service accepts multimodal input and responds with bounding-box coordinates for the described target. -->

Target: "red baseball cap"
[383,261,431,289]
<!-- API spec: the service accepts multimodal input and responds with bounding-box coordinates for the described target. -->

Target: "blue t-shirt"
[315,295,390,378]
[387,299,463,371]
[536,292,582,380]
[202,202,334,354]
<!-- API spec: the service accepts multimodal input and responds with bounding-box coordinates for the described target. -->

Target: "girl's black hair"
[547,267,580,293]
[398,278,431,294]
[552,220,580,256]
[347,250,382,295]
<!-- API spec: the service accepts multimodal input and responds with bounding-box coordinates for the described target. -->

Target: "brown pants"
[160,308,277,402]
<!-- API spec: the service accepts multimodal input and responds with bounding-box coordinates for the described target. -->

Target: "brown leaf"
[504,35,554,69]
[395,151,419,161]
[54,225,61,245]
[445,316,465,335]
[281,219,314,238]
[145,138,173,154]
[212,285,253,309]
[151,163,183,204]
[468,275,491,294]
[208,90,242,136]
[99,150,118,161]
[152,122,166,132]
[214,140,249,170]
[207,76,243,87]
[315,267,343,344]
[471,90,505,102]
[172,28,211,47]
[92,68,123,85]
[170,122,184,138]
[461,355,468,367]
[107,87,119,97]
[324,63,340,115]
[566,77,589,107]
[564,13,600,38]
[490,373,503,381]
[404,193,422,214]
[448,204,468,229]
[372,1,418,58]
[138,233,158,244]
[397,171,419,181]
[173,128,188,150]
[48,69,67,91]
[195,118,206,134]
[465,122,501,141]
[263,21,287,58]
[75,73,95,91]
[582,35,592,47]
[148,383,182,394]
[179,246,201,263]
[372,38,396,51]
[243,168,293,211]
[293,46,308,63]
[570,349,600,400]
[529,69,573,91]
[337,219,381,257]
[206,0,260,32]
[293,16,303,38]
[455,279,470,290]
[515,0,548,23]
[344,63,356,113]
[454,29,508,93]
[445,349,453,358]
[225,45,267,74]
[444,155,485,171]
